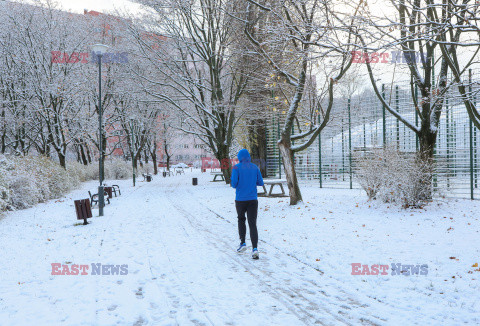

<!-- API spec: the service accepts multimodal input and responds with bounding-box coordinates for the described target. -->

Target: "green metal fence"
[265,70,480,199]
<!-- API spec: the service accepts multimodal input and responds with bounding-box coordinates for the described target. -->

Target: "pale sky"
[27,0,144,15]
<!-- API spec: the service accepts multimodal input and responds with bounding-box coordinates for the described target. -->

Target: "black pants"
[235,200,258,248]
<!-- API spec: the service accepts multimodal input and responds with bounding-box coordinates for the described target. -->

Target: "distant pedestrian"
[231,149,264,259]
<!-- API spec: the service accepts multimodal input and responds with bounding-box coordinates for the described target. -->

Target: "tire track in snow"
[167,181,386,326]
[165,194,316,325]
[165,183,358,326]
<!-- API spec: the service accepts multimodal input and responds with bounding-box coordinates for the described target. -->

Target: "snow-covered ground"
[0,170,479,325]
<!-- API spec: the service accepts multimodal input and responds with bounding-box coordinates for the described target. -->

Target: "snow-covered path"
[1,170,479,325]
[160,179,369,325]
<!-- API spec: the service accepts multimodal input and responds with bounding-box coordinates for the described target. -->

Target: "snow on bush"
[67,161,98,182]
[3,155,79,210]
[354,147,432,208]
[68,159,133,182]
[354,152,383,200]
[0,155,132,212]
[105,159,132,180]
[0,156,12,211]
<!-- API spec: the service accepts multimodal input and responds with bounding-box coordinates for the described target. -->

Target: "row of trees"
[126,0,362,201]
[131,0,480,204]
[0,0,184,173]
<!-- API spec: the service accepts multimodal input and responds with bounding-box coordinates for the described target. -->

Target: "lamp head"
[91,44,109,56]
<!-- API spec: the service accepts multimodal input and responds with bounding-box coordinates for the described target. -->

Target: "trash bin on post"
[146,175,152,182]
[75,199,93,225]
[163,172,167,177]
[192,178,198,186]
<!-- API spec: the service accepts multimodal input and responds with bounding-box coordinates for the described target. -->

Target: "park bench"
[88,190,110,206]
[211,172,224,182]
[101,183,121,198]
[142,173,153,182]
[104,186,113,199]
[112,184,121,196]
[175,168,185,175]
[162,170,173,177]
[258,179,288,197]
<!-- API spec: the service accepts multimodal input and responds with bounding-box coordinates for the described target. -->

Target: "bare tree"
[2,1,94,167]
[245,0,357,204]
[433,0,480,129]
[352,0,480,197]
[128,0,254,184]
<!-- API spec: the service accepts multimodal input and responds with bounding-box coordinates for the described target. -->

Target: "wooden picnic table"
[210,172,225,182]
[258,179,288,197]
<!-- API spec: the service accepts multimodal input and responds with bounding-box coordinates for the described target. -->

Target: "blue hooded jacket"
[231,149,264,201]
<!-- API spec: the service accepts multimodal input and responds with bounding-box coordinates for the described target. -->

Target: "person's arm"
[256,167,264,186]
[231,166,239,188]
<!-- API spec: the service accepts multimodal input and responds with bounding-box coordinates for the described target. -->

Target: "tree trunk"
[222,159,232,184]
[86,145,92,164]
[418,128,437,162]
[58,152,66,169]
[216,144,232,184]
[138,151,144,168]
[75,145,81,163]
[248,119,267,177]
[418,124,437,199]
[102,134,107,164]
[1,132,5,154]
[278,138,302,205]
[1,109,5,154]
[134,152,139,169]
[152,149,158,175]
[79,144,89,166]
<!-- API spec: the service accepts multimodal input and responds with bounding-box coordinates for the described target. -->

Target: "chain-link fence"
[265,69,480,199]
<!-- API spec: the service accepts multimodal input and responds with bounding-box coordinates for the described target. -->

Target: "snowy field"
[0,170,479,325]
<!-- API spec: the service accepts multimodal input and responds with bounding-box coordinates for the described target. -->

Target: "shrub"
[105,159,132,180]
[0,155,132,212]
[354,147,433,208]
[67,159,132,182]
[0,156,11,211]
[8,174,42,209]
[1,155,80,210]
[354,152,383,200]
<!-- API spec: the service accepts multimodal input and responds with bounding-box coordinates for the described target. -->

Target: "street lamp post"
[130,117,136,187]
[92,44,109,217]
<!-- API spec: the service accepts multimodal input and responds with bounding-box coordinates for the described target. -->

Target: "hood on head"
[237,149,251,163]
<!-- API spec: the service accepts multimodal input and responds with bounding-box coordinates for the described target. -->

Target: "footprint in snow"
[107,304,117,311]
[133,316,146,326]
[135,287,144,299]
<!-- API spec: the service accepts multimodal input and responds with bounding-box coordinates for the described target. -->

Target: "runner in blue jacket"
[231,149,264,259]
